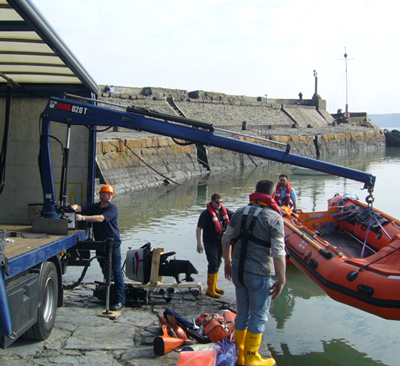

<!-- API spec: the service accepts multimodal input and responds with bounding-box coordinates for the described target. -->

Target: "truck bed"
[1,225,87,279]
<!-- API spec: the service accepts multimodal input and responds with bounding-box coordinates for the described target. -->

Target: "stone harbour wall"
[96,135,208,192]
[94,86,385,193]
[96,129,385,194]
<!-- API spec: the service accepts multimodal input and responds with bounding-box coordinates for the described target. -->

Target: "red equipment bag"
[196,310,236,343]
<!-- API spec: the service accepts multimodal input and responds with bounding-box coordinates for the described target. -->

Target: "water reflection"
[265,265,394,366]
[270,265,326,329]
[272,339,387,366]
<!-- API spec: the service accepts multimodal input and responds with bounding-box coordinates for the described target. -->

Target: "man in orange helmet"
[72,184,125,310]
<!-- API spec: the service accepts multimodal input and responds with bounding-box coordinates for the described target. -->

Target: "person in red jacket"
[272,174,298,212]
[196,193,233,298]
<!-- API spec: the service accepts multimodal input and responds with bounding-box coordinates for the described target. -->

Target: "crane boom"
[40,95,375,216]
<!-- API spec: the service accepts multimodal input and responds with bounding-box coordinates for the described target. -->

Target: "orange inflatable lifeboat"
[282,194,400,321]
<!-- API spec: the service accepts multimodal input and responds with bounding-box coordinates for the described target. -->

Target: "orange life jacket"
[206,202,230,233]
[273,181,292,207]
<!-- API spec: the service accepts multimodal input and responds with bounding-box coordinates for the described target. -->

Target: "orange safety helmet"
[99,184,115,195]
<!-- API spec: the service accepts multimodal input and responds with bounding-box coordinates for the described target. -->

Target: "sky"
[33,0,400,115]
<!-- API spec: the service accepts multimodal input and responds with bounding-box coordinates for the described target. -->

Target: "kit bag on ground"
[195,310,236,343]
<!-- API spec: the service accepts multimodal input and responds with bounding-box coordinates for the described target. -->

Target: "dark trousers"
[204,242,222,274]
[96,240,126,304]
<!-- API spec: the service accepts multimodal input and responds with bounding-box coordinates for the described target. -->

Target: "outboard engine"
[125,242,198,284]
[125,242,152,284]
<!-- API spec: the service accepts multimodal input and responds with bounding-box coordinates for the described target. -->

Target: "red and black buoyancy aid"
[207,202,230,234]
[272,181,292,207]
[237,192,282,284]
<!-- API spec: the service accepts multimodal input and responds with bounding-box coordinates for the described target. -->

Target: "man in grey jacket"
[222,179,286,366]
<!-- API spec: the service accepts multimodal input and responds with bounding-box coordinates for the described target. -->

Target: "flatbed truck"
[0,225,86,348]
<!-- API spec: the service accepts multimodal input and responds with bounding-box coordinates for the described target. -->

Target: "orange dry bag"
[200,311,236,343]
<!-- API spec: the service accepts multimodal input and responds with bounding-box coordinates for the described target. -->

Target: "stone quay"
[0,282,274,366]
[92,86,385,194]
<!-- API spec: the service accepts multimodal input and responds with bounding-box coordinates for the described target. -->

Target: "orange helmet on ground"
[99,184,115,195]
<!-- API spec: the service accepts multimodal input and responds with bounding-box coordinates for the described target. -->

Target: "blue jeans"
[232,265,273,334]
[97,240,126,304]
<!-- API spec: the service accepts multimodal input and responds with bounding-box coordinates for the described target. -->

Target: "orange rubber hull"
[283,197,400,321]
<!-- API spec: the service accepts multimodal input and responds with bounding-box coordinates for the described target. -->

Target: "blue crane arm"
[41,96,376,196]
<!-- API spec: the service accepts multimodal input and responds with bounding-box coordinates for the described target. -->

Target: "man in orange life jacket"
[272,174,299,212]
[196,193,234,298]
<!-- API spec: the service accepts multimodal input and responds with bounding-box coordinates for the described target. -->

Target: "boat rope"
[374,214,392,240]
[116,138,180,186]
[246,154,258,167]
[360,209,392,258]
[341,229,377,254]
[288,136,301,155]
[360,214,372,258]
[348,244,400,280]
[392,221,400,230]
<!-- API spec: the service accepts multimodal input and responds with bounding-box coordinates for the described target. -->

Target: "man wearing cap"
[71,184,125,310]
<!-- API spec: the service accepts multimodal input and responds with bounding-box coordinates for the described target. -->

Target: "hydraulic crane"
[39,94,375,221]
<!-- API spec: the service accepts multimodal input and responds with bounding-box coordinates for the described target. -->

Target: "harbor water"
[64,147,400,366]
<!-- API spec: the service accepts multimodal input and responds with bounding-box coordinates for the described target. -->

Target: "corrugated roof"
[0,0,98,97]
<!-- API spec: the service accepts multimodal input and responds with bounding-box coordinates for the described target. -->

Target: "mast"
[340,47,352,113]
[312,70,321,100]
[314,69,318,94]
[344,48,348,113]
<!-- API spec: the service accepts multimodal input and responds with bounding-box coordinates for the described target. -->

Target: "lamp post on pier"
[312,70,321,101]
[314,70,318,95]
[339,47,353,114]
[344,50,349,113]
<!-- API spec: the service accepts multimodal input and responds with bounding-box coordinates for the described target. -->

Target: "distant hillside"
[369,113,400,128]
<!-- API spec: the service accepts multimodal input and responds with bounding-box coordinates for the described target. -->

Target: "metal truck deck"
[1,225,86,279]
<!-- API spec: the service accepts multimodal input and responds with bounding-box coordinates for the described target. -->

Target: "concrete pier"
[92,86,385,194]
[0,282,273,366]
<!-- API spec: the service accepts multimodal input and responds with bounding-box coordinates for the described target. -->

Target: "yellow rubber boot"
[206,273,220,298]
[215,271,225,294]
[235,329,247,366]
[244,331,276,366]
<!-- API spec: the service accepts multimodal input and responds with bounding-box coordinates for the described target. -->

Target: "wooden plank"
[150,248,164,286]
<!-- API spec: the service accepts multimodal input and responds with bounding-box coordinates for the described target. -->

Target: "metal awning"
[0,0,98,97]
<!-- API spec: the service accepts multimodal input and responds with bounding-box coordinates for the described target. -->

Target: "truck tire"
[23,261,58,340]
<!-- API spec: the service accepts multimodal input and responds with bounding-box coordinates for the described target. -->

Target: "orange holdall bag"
[200,311,236,343]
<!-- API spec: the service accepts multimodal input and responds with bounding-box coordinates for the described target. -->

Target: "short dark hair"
[279,174,288,180]
[211,193,221,201]
[255,180,274,195]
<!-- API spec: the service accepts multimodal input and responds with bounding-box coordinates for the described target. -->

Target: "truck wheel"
[24,261,58,340]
